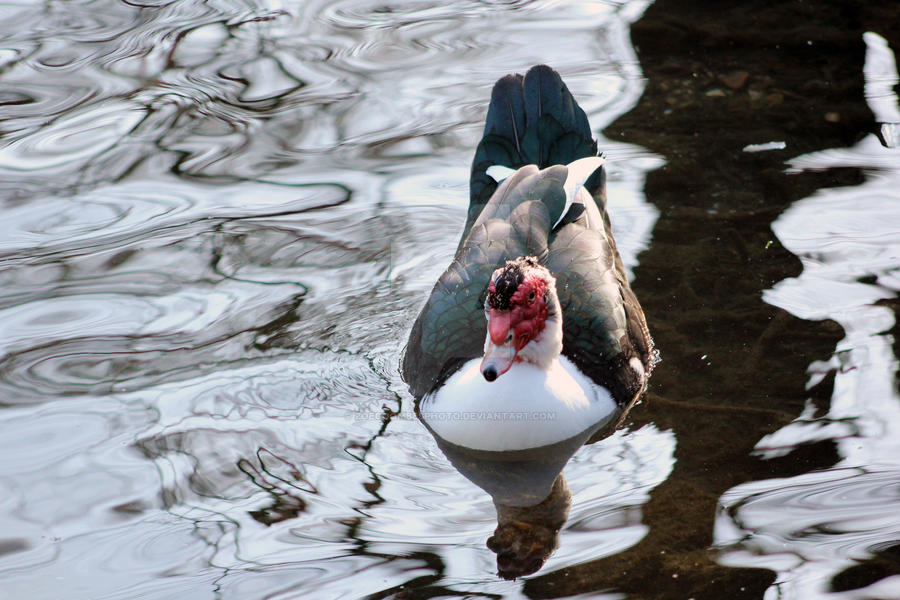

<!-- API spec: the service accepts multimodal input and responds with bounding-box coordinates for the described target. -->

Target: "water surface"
[1,1,899,599]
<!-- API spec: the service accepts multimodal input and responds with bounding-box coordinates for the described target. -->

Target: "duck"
[403,65,654,453]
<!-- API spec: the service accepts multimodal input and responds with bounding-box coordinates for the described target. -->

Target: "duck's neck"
[503,314,563,371]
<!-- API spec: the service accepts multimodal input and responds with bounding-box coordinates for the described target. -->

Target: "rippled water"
[1,0,898,598]
[715,34,900,596]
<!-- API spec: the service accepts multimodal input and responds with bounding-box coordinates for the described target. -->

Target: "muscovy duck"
[403,65,654,452]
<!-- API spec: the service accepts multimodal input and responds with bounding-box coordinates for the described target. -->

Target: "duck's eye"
[528,290,536,303]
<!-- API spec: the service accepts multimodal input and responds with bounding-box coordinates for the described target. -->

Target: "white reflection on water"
[715,32,900,599]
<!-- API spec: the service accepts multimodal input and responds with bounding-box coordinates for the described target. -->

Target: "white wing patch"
[486,164,517,182]
[557,156,605,228]
[486,157,605,229]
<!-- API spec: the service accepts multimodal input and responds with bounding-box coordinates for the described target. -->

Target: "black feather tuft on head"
[488,257,540,310]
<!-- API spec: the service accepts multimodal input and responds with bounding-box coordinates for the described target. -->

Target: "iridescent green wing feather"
[403,172,565,398]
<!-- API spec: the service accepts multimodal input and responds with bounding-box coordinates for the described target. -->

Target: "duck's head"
[481,257,563,382]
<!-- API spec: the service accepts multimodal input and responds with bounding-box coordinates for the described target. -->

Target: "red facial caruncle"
[482,267,550,382]
[493,274,548,349]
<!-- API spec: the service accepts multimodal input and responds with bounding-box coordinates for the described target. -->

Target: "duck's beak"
[481,309,517,382]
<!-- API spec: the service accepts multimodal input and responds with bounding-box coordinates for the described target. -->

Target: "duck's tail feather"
[468,65,600,232]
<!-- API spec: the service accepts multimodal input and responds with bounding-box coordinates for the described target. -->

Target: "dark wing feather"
[405,65,652,403]
[403,171,564,398]
[548,213,647,405]
[467,66,598,239]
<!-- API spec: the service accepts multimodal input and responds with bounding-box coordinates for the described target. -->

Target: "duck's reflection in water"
[488,475,571,579]
[423,418,617,578]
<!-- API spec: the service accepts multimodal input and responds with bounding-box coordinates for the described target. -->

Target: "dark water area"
[1,1,899,599]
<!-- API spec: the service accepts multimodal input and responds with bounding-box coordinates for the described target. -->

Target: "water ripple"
[0,99,145,173]
[0,0,667,596]
[718,469,900,563]
[0,0,642,200]
[318,0,534,30]
[718,31,900,599]
[0,177,350,259]
[0,178,402,403]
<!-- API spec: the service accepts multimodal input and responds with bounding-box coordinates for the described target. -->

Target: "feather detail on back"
[558,156,605,228]
[403,65,653,406]
[486,165,517,182]
[487,156,604,230]
[467,65,599,240]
